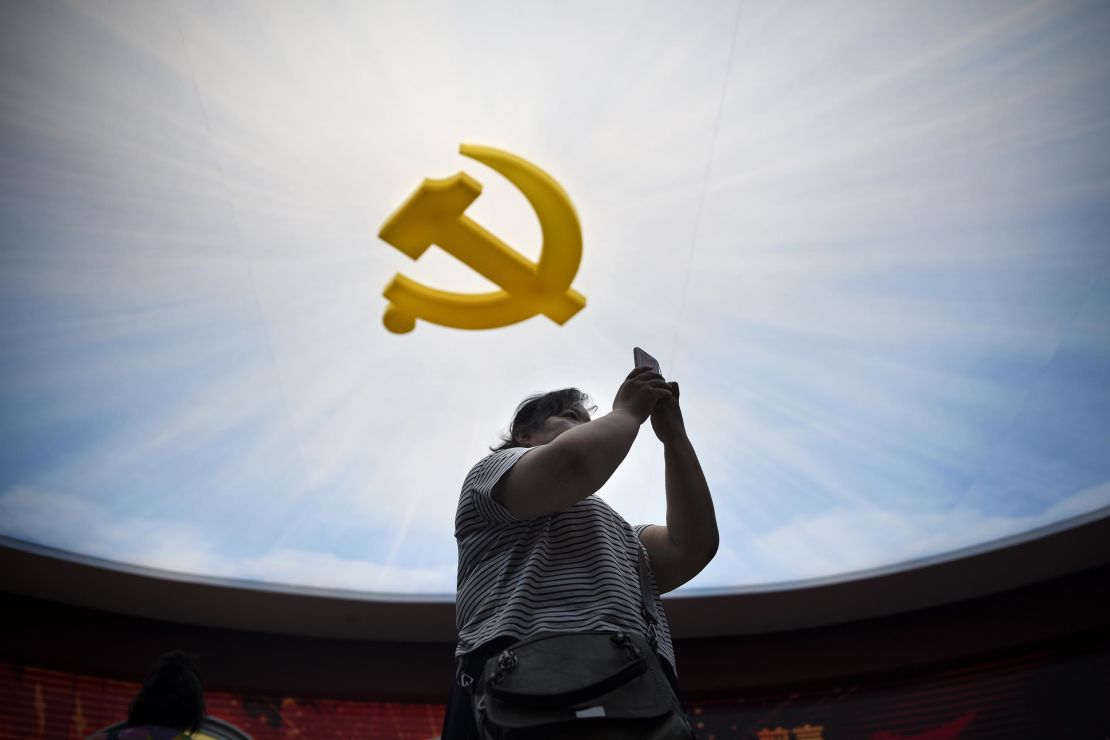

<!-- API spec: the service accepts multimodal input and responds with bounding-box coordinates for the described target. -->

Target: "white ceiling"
[1,0,1108,595]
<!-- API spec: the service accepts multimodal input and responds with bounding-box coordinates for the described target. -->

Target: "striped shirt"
[454,446,676,674]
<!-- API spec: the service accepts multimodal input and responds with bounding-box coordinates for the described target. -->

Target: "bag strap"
[636,541,661,650]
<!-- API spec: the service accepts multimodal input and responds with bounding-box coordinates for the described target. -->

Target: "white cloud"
[0,486,454,594]
[234,548,454,593]
[7,478,1107,595]
[734,481,1110,583]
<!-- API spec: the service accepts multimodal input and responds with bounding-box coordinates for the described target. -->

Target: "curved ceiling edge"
[2,508,1108,642]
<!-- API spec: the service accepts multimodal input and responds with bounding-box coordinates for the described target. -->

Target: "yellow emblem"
[378,144,587,333]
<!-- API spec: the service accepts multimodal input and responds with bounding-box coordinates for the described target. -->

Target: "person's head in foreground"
[492,388,597,450]
[127,650,206,735]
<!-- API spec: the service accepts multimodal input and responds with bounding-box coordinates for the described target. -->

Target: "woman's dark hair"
[127,650,206,733]
[491,388,597,451]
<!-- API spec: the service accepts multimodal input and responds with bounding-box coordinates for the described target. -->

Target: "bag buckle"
[497,649,518,671]
[489,649,518,686]
[610,631,641,659]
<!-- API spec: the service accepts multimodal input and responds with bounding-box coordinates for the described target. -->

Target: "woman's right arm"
[492,368,672,518]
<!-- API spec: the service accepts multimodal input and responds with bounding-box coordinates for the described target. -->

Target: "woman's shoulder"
[456,448,538,531]
[470,446,529,469]
[462,447,534,492]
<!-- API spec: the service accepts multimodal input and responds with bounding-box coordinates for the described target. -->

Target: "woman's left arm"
[639,382,719,594]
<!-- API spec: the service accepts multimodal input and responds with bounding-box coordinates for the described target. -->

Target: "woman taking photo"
[442,365,718,738]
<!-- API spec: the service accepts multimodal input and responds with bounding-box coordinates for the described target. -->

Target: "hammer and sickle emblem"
[378,144,586,333]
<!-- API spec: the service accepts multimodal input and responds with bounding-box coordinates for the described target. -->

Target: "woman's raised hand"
[612,366,675,424]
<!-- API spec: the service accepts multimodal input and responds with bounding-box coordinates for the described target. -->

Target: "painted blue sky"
[1,0,1108,595]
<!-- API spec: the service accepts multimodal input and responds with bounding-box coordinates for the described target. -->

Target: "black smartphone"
[633,347,661,374]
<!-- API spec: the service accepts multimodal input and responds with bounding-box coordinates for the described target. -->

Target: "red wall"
[4,631,1107,739]
[0,660,443,739]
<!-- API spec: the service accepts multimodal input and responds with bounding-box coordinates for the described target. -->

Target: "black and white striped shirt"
[454,447,677,673]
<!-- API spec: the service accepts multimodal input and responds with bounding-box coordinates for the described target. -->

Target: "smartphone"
[633,347,661,374]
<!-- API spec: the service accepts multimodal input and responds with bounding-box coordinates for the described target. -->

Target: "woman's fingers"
[652,382,678,402]
[623,368,677,400]
[626,367,665,380]
[625,366,657,380]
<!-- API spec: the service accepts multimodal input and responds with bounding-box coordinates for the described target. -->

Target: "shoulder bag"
[468,544,695,739]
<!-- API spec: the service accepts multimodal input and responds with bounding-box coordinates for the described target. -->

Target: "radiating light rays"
[708,2,1110,250]
[963,269,1110,513]
[723,1,1059,146]
[743,482,1110,582]
[0,486,457,592]
[2,0,1109,594]
[675,0,1110,584]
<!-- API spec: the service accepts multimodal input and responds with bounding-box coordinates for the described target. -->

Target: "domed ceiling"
[2,0,1108,595]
